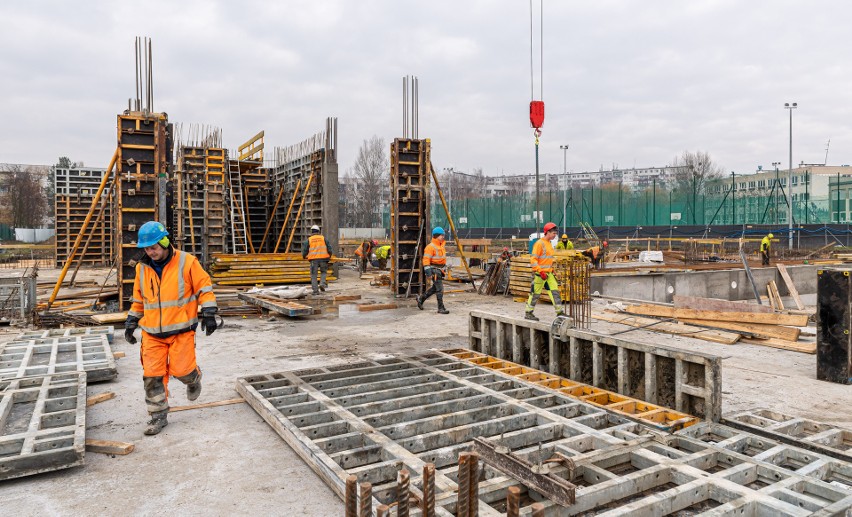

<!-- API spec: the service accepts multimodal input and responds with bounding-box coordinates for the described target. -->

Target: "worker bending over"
[556,234,574,250]
[302,225,333,294]
[372,245,391,270]
[525,222,565,321]
[761,233,773,266]
[417,226,450,314]
[582,241,608,269]
[354,239,378,273]
[124,221,218,436]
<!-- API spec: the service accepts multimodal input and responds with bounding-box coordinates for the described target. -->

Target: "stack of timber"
[210,253,339,286]
[478,259,510,295]
[597,295,815,353]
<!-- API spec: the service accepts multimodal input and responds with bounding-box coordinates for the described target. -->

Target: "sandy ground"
[0,265,848,515]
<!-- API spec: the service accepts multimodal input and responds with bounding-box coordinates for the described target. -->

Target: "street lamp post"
[560,144,569,229]
[772,161,781,225]
[785,102,797,250]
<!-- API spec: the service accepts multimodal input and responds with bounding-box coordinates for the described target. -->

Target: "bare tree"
[671,151,724,194]
[351,136,387,227]
[440,167,488,200]
[0,164,48,227]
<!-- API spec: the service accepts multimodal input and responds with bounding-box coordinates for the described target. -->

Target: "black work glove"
[124,316,139,345]
[200,309,218,336]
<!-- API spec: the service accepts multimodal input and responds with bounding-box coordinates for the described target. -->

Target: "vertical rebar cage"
[390,138,431,297]
[553,256,591,328]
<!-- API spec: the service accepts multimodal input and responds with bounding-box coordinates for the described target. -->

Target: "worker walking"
[372,244,391,270]
[417,227,450,314]
[556,234,574,250]
[302,225,333,295]
[354,239,378,274]
[582,241,608,270]
[525,222,564,321]
[761,233,773,266]
[124,221,218,436]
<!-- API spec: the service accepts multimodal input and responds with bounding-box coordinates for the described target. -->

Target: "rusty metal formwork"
[116,111,173,309]
[468,311,722,422]
[54,167,114,267]
[390,138,431,297]
[237,352,852,515]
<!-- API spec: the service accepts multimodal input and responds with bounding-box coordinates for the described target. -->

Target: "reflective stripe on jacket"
[423,238,447,266]
[307,234,330,260]
[374,245,391,260]
[128,249,217,337]
[761,236,770,252]
[530,238,555,273]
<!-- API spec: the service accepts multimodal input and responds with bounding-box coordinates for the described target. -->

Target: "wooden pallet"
[237,293,313,317]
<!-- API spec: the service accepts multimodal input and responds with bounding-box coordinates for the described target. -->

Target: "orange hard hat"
[543,222,557,233]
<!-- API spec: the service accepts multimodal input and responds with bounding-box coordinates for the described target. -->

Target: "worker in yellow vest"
[525,222,564,321]
[302,225,333,294]
[555,234,574,250]
[761,233,773,266]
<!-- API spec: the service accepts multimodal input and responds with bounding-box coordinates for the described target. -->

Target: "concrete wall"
[590,264,818,303]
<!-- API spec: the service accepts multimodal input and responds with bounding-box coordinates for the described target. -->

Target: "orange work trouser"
[141,330,198,378]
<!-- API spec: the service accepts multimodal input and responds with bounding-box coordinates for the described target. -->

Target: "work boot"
[186,371,203,401]
[416,296,424,310]
[320,284,326,292]
[437,307,450,314]
[525,312,539,321]
[312,290,320,295]
[144,410,169,436]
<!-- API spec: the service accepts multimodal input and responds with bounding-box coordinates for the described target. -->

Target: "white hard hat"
[311,225,320,232]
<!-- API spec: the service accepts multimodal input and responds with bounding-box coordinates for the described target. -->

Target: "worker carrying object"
[302,225,334,295]
[354,239,378,274]
[372,245,392,270]
[417,227,450,314]
[555,234,574,250]
[525,222,564,321]
[124,221,218,436]
[761,233,773,266]
[582,241,608,270]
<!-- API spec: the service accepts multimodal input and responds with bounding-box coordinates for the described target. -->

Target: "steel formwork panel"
[390,138,431,297]
[116,111,172,309]
[237,353,852,515]
[0,372,86,481]
[16,325,115,344]
[724,408,852,463]
[0,335,117,383]
[174,146,226,267]
[468,311,723,422]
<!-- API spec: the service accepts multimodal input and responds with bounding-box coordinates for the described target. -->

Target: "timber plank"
[593,311,740,344]
[776,264,805,310]
[673,295,773,314]
[357,303,399,312]
[678,318,800,341]
[170,398,245,412]
[624,304,808,326]
[85,439,135,455]
[740,337,816,354]
[86,392,116,406]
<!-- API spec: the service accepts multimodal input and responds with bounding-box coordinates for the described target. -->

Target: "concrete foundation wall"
[591,264,818,303]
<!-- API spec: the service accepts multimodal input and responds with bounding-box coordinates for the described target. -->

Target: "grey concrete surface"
[0,264,845,514]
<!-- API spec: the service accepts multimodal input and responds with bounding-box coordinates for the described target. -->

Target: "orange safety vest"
[588,246,601,259]
[530,238,555,273]
[355,241,371,258]
[422,238,447,267]
[128,249,217,337]
[307,234,330,260]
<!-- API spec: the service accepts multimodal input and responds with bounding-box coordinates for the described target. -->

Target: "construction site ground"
[0,265,846,514]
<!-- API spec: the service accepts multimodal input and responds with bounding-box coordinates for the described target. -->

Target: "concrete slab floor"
[0,265,846,514]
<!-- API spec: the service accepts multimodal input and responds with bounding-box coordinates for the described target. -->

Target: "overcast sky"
[2,1,851,177]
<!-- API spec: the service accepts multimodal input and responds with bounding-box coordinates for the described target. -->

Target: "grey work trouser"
[421,269,445,309]
[310,259,329,292]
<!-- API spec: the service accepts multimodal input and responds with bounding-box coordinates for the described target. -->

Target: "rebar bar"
[531,502,545,516]
[359,482,372,517]
[376,504,389,517]
[345,475,357,517]
[396,468,410,517]
[422,463,435,517]
[507,486,521,517]
[467,452,479,516]
[457,453,471,517]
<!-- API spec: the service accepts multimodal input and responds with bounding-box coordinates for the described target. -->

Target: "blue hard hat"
[432,226,445,236]
[137,221,169,248]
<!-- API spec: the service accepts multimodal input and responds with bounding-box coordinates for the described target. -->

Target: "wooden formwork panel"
[0,335,117,383]
[54,166,115,267]
[724,408,852,463]
[0,373,86,481]
[469,311,723,422]
[16,325,115,343]
[390,138,430,297]
[237,353,851,515]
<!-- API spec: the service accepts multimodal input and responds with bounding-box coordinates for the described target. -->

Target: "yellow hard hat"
[767,233,774,238]
[561,234,568,240]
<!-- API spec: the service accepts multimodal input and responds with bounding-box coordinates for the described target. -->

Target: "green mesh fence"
[426,188,833,229]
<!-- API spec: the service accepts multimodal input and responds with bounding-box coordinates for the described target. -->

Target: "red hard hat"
[543,222,557,233]
[602,240,608,247]
[503,247,509,251]
[371,239,378,246]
